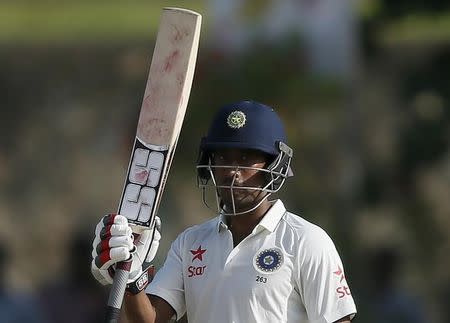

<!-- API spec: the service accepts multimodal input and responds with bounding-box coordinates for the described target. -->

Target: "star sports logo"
[334,266,351,299]
[190,245,207,262]
[333,266,346,283]
[188,246,207,278]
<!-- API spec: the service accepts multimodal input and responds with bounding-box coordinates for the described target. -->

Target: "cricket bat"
[104,8,201,322]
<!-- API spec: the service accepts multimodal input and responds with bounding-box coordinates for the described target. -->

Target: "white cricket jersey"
[147,200,356,323]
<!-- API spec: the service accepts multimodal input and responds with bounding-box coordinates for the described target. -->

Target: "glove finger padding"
[91,214,134,285]
[95,246,131,270]
[91,214,162,288]
[99,223,132,240]
[96,235,134,254]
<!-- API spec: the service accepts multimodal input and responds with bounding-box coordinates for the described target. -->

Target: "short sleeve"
[295,226,357,323]
[146,234,186,319]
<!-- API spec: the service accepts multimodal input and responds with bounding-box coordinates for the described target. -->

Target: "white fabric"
[147,200,356,322]
[91,215,161,285]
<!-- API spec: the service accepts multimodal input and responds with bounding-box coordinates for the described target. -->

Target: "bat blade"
[104,8,201,322]
[118,7,201,229]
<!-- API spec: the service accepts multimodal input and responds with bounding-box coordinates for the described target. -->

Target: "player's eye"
[211,153,225,164]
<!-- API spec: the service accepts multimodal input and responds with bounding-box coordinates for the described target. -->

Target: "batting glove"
[91,214,161,293]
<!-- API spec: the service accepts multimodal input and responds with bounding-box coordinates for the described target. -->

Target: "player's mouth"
[218,187,254,205]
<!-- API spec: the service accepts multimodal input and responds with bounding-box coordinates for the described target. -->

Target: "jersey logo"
[187,265,206,277]
[333,266,352,299]
[190,245,207,262]
[333,266,346,283]
[227,110,246,129]
[253,248,284,274]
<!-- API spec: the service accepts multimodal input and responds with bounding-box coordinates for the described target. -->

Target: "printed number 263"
[256,275,267,283]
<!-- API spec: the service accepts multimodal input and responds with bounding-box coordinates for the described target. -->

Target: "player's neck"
[227,200,272,246]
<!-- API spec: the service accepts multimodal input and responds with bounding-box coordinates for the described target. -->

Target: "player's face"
[211,148,269,213]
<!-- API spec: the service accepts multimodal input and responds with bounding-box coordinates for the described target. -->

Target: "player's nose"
[223,167,243,184]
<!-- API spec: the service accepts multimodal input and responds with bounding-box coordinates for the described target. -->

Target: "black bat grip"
[104,260,132,323]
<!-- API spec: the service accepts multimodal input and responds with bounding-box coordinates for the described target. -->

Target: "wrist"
[126,265,155,295]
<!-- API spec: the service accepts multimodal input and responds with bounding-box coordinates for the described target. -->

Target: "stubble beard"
[219,187,267,214]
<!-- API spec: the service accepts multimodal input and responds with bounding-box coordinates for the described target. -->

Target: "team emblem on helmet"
[254,248,284,273]
[227,110,246,129]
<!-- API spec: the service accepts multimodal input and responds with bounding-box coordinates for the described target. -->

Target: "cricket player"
[91,100,357,322]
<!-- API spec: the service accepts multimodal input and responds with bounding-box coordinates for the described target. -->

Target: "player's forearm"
[334,315,352,323]
[123,291,156,323]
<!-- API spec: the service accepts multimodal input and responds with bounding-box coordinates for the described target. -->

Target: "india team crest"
[253,248,284,273]
[227,110,246,129]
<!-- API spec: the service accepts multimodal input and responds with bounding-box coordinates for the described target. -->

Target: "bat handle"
[104,260,132,323]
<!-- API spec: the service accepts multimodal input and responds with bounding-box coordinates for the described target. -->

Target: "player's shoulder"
[175,216,218,242]
[281,211,335,250]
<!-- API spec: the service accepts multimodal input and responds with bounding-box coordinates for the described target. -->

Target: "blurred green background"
[0,0,449,322]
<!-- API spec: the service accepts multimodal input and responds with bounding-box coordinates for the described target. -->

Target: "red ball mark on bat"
[164,50,180,72]
[135,169,149,183]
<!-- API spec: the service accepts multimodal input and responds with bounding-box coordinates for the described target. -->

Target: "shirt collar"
[216,199,286,233]
[217,213,228,232]
[255,199,286,232]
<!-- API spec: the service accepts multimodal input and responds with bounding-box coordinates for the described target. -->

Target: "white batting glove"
[91,214,161,291]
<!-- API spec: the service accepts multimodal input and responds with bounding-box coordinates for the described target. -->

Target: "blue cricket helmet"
[200,100,288,156]
[197,100,294,215]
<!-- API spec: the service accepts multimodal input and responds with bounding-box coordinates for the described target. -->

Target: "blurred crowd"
[1,0,449,322]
